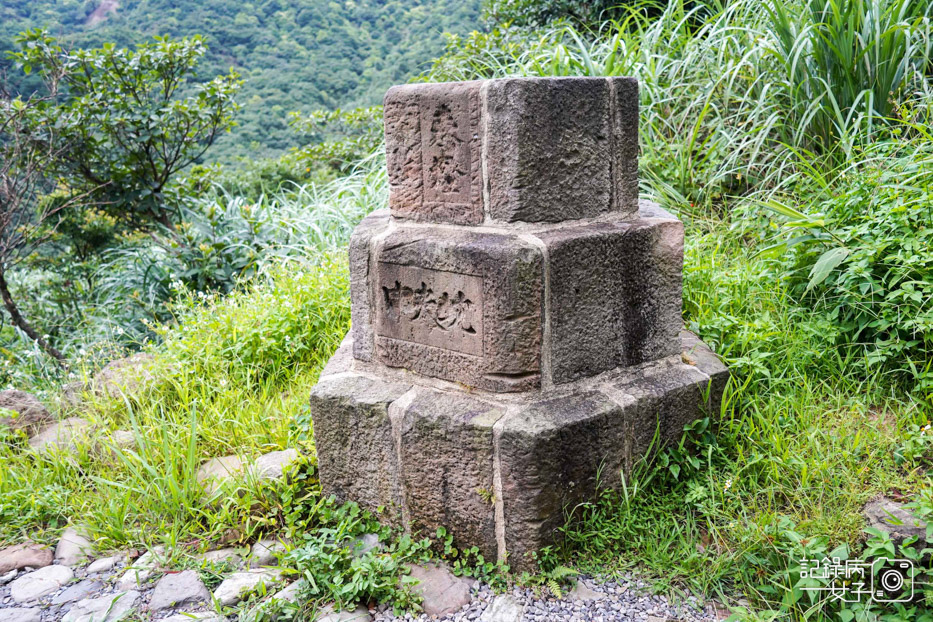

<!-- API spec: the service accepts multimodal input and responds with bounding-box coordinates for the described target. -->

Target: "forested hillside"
[0,0,481,161]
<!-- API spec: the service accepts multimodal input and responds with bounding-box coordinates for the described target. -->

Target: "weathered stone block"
[349,202,683,390]
[538,202,684,384]
[384,81,484,225]
[384,77,639,225]
[496,391,624,564]
[314,76,728,574]
[349,209,391,362]
[486,77,638,223]
[610,77,640,217]
[371,226,544,392]
[310,333,727,570]
[397,389,503,560]
[309,374,411,524]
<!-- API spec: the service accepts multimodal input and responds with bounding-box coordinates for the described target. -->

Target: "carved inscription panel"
[421,100,471,204]
[375,263,484,356]
[384,82,483,225]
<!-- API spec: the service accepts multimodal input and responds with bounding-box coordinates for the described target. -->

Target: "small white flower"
[723,479,733,492]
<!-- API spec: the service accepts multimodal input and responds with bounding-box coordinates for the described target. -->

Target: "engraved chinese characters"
[376,264,483,356]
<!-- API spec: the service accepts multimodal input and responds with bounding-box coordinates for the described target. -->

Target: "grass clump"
[0,256,350,547]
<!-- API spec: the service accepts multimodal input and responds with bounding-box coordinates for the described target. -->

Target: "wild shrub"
[761,141,933,399]
[156,256,350,389]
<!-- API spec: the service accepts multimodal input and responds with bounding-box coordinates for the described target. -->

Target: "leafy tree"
[11,30,242,231]
[0,33,240,364]
[0,84,74,363]
[484,0,706,29]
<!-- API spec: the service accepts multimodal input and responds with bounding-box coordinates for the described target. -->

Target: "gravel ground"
[1,556,723,622]
[370,575,722,622]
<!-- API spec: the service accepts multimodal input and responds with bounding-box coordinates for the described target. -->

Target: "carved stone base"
[350,200,685,393]
[309,331,727,570]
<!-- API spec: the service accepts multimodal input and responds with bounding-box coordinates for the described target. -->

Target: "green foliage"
[434,526,507,587]
[0,255,350,545]
[156,257,350,388]
[484,0,672,28]
[283,501,429,614]
[763,0,933,156]
[1,0,481,162]
[554,211,929,614]
[290,106,384,177]
[430,0,933,209]
[11,30,241,230]
[761,142,933,400]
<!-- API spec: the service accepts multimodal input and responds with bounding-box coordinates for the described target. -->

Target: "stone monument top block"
[384,77,639,225]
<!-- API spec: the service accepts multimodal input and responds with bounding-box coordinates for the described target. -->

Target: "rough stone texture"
[213,569,282,607]
[384,81,484,226]
[196,455,246,495]
[9,565,74,603]
[312,77,727,574]
[55,527,94,566]
[502,357,722,566]
[310,374,412,526]
[61,591,140,622]
[86,556,119,574]
[312,333,726,570]
[270,580,303,604]
[0,570,16,585]
[249,539,286,568]
[569,581,606,602]
[349,202,683,391]
[51,579,101,605]
[384,78,639,225]
[610,77,640,216]
[397,390,502,561]
[370,226,543,392]
[254,448,300,481]
[27,417,93,454]
[0,609,41,622]
[0,390,52,434]
[59,381,86,412]
[863,497,929,546]
[406,564,473,617]
[318,605,373,622]
[349,210,392,362]
[198,547,242,565]
[149,570,210,611]
[486,77,624,223]
[116,547,164,590]
[680,330,729,403]
[537,203,684,384]
[92,353,156,399]
[479,594,525,622]
[496,390,625,565]
[0,543,52,573]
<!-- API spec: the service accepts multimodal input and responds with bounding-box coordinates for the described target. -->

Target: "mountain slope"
[0,0,482,161]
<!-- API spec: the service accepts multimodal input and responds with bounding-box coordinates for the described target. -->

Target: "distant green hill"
[0,0,481,162]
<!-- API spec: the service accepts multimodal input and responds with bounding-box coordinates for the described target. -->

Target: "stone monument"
[310,77,728,569]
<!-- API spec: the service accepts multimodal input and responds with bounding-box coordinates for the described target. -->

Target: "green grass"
[558,214,927,603]
[2,1,933,620]
[0,256,350,548]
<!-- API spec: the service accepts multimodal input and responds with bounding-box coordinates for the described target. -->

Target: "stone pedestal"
[310,77,728,569]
